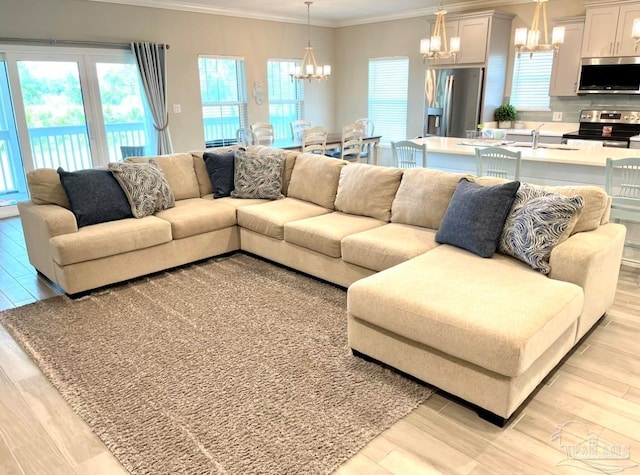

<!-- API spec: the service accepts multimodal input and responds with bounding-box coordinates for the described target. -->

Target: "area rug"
[0,253,433,474]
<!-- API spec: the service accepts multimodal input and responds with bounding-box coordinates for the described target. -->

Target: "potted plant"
[494,104,517,129]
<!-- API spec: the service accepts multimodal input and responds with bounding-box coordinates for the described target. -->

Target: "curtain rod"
[0,37,170,49]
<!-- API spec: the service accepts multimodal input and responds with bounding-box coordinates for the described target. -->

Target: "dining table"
[269,133,382,165]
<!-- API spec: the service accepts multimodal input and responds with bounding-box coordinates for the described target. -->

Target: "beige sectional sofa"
[18,145,626,424]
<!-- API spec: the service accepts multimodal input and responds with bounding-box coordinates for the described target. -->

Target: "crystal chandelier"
[290,1,331,82]
[514,0,564,57]
[420,0,460,63]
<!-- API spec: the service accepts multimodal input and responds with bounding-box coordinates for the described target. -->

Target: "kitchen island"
[412,136,640,188]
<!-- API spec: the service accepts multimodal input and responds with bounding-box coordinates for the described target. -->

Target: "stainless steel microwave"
[577,57,640,94]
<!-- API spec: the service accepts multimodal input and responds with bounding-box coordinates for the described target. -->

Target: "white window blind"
[510,51,553,110]
[198,56,248,145]
[368,57,409,144]
[267,59,303,139]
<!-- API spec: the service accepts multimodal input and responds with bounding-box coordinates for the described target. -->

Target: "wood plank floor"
[1,215,639,474]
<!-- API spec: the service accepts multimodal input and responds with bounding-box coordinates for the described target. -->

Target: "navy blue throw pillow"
[57,168,133,228]
[204,151,235,198]
[435,178,520,258]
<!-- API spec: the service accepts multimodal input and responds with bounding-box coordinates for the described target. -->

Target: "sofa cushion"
[57,168,133,228]
[334,163,403,221]
[499,184,584,274]
[237,197,330,240]
[26,168,70,208]
[213,196,270,209]
[50,216,172,266]
[154,198,237,239]
[342,223,439,271]
[391,169,469,229]
[347,245,584,378]
[284,212,384,258]
[203,151,235,198]
[246,145,298,194]
[127,153,200,200]
[287,153,347,209]
[191,147,241,197]
[108,160,175,218]
[436,178,520,258]
[231,149,285,200]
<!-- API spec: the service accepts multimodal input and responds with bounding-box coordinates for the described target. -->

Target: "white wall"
[1,0,335,152]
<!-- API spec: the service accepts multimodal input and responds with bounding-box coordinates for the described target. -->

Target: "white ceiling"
[87,0,527,27]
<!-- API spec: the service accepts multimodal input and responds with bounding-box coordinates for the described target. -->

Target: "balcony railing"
[0,122,146,194]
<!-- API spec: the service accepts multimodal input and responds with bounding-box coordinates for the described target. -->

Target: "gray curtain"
[131,42,172,154]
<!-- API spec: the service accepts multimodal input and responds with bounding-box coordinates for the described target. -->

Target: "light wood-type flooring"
[1,215,639,474]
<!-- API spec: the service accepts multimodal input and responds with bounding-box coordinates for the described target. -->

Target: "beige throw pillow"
[287,153,347,209]
[334,163,403,222]
[127,153,199,200]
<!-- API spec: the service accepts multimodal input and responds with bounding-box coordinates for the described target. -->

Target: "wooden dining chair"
[329,122,365,161]
[475,146,521,180]
[236,128,259,147]
[120,145,145,159]
[301,126,328,154]
[250,122,274,144]
[605,157,640,223]
[290,120,312,140]
[356,118,375,163]
[391,140,426,168]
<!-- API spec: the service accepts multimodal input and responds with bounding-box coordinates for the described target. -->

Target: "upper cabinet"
[550,20,585,96]
[426,11,513,66]
[582,2,640,57]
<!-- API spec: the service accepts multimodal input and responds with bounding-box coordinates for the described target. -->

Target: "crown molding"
[86,0,532,28]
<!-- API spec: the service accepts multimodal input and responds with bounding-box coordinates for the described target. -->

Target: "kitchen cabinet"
[581,2,640,57]
[550,20,585,96]
[426,11,512,66]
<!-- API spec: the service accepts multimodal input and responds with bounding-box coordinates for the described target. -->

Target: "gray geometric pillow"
[499,183,584,274]
[108,159,175,218]
[230,149,285,200]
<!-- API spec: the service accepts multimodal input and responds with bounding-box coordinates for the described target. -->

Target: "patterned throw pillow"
[108,159,175,218]
[499,184,584,274]
[231,149,285,200]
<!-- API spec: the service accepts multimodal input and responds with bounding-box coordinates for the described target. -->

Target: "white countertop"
[481,122,579,137]
[413,136,640,167]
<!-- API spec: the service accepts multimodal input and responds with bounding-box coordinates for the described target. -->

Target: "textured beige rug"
[0,253,433,474]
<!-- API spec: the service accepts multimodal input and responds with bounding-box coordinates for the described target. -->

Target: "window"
[0,46,155,207]
[267,59,303,139]
[510,51,553,110]
[368,57,409,144]
[198,56,248,146]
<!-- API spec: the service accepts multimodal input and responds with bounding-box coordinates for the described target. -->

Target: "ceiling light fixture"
[420,0,460,63]
[290,1,331,82]
[514,0,564,57]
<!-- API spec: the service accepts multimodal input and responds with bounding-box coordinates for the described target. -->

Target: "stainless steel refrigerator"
[423,67,485,138]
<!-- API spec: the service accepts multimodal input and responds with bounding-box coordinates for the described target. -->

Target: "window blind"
[368,57,409,144]
[510,51,553,111]
[267,59,303,139]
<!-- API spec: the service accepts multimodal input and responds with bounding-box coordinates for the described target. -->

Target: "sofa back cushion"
[391,169,470,229]
[472,177,610,235]
[334,163,403,221]
[287,153,347,209]
[127,153,199,200]
[246,145,298,195]
[26,168,71,208]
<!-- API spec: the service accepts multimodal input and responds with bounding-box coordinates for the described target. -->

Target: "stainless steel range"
[561,109,640,148]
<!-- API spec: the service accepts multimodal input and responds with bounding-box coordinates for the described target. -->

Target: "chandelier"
[514,0,564,57]
[290,1,331,82]
[420,0,460,63]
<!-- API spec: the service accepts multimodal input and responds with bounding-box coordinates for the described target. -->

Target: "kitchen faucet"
[532,123,546,149]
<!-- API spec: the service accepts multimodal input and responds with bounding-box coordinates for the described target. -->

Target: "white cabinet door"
[581,5,619,57]
[457,17,489,64]
[550,22,584,96]
[615,4,640,56]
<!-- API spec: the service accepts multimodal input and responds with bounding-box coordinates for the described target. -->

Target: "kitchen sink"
[511,142,580,151]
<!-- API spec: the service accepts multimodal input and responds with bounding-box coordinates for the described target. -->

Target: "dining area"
[234,118,383,165]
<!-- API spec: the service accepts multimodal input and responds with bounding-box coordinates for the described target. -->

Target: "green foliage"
[494,104,517,122]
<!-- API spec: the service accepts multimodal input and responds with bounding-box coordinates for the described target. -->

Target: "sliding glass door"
[0,45,155,212]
